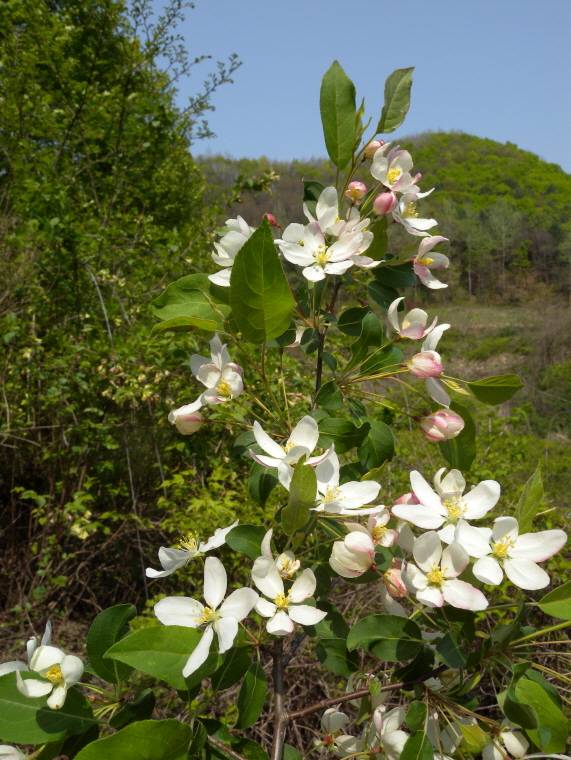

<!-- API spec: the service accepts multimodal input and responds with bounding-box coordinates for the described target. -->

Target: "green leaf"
[338,306,370,336]
[347,614,423,662]
[236,662,268,729]
[211,648,251,691]
[467,374,524,405]
[438,403,476,471]
[436,632,467,668]
[514,678,568,752]
[377,67,414,134]
[360,344,404,376]
[315,380,344,411]
[318,418,370,454]
[368,280,400,311]
[459,723,490,754]
[282,459,316,535]
[303,180,325,217]
[538,580,571,621]
[110,689,155,730]
[366,217,388,261]
[105,626,202,690]
[283,745,302,760]
[226,525,266,561]
[348,311,384,368]
[319,60,356,169]
[152,274,229,333]
[248,464,278,506]
[514,463,543,533]
[74,719,192,760]
[374,263,416,289]
[405,702,427,732]
[0,674,96,745]
[86,603,137,683]
[400,731,433,760]
[358,420,395,470]
[315,637,357,677]
[229,221,295,343]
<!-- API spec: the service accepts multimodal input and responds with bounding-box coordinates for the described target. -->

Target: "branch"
[270,638,287,760]
[207,736,249,760]
[286,665,446,722]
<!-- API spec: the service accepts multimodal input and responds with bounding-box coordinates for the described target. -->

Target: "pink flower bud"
[420,409,464,442]
[408,350,443,378]
[263,212,279,227]
[373,191,397,215]
[344,180,367,202]
[168,404,204,435]
[383,564,407,599]
[393,492,419,506]
[364,139,384,159]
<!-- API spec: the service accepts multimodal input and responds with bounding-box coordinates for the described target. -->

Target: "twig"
[270,638,287,760]
[207,735,249,760]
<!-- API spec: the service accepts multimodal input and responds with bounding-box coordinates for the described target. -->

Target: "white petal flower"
[249,416,328,483]
[393,469,500,544]
[414,236,450,289]
[154,556,258,676]
[208,215,254,286]
[472,516,567,590]
[260,529,300,579]
[369,705,410,760]
[392,188,438,237]
[0,746,26,760]
[371,147,417,194]
[16,643,84,711]
[0,621,52,678]
[313,448,382,516]
[251,559,326,636]
[387,297,438,340]
[146,520,238,579]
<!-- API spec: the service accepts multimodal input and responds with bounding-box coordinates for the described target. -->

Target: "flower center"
[199,606,220,625]
[216,380,233,398]
[372,525,387,543]
[177,532,199,553]
[323,486,341,504]
[46,664,64,686]
[277,555,299,579]
[417,256,434,266]
[492,538,514,559]
[274,593,290,610]
[426,565,445,587]
[403,201,419,218]
[443,497,465,523]
[314,245,330,267]
[284,440,295,454]
[387,167,403,184]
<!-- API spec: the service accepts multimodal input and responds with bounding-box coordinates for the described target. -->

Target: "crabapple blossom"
[345,180,367,202]
[260,528,300,579]
[315,708,351,753]
[189,334,244,406]
[388,296,438,340]
[373,190,397,215]
[368,705,410,760]
[0,621,51,677]
[482,722,529,760]
[208,215,254,287]
[167,404,203,435]
[364,139,384,159]
[464,516,567,590]
[404,531,488,610]
[371,146,418,194]
[154,556,258,677]
[250,415,327,485]
[0,747,26,760]
[414,236,450,289]
[420,409,464,441]
[328,511,397,578]
[16,644,84,710]
[310,448,382,516]
[251,559,326,635]
[263,212,279,227]
[393,188,438,237]
[409,323,451,407]
[393,469,500,545]
[146,520,238,578]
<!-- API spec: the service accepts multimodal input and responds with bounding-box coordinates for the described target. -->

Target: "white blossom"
[0,621,52,677]
[260,528,300,579]
[392,188,438,237]
[16,644,84,710]
[310,448,382,516]
[208,216,254,287]
[154,557,258,677]
[0,746,26,760]
[482,722,529,760]
[408,324,451,407]
[414,236,450,289]
[388,297,438,340]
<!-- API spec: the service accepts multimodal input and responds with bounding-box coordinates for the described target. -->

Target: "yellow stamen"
[372,525,388,544]
[323,486,340,504]
[199,607,219,625]
[443,497,465,523]
[177,532,199,553]
[403,202,419,218]
[216,380,232,398]
[492,539,513,559]
[46,664,64,686]
[314,245,330,267]
[416,256,434,266]
[387,167,403,184]
[284,441,295,454]
[274,593,290,610]
[277,556,299,579]
[426,566,445,587]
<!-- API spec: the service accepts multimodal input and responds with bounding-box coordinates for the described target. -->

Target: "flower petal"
[214,617,238,654]
[16,673,53,698]
[410,471,446,514]
[47,684,68,710]
[289,568,316,603]
[463,480,501,519]
[30,646,64,673]
[442,579,488,611]
[413,531,443,572]
[503,558,550,590]
[253,421,285,459]
[472,556,503,585]
[454,520,492,558]
[252,557,284,599]
[392,503,444,530]
[154,596,204,628]
[289,415,319,452]
[288,604,327,626]
[416,586,444,607]
[441,542,469,578]
[511,529,567,562]
[220,588,259,622]
[199,521,239,553]
[255,597,277,617]
[266,611,294,636]
[146,547,190,578]
[203,556,227,610]
[61,655,84,685]
[182,626,214,678]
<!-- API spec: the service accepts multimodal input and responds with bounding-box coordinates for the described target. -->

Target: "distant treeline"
[202,132,571,301]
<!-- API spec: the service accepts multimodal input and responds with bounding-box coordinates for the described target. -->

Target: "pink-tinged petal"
[182,626,214,677]
[203,557,227,610]
[214,617,238,654]
[492,516,519,542]
[392,503,444,530]
[329,542,372,578]
[338,481,380,508]
[249,452,282,469]
[441,542,469,578]
[220,588,259,622]
[462,480,501,519]
[289,569,316,603]
[503,558,550,590]
[416,586,444,607]
[266,611,294,636]
[289,415,319,452]
[410,471,446,513]
[387,297,404,333]
[195,362,221,389]
[473,556,503,585]
[288,605,327,626]
[442,579,488,611]
[511,529,567,562]
[413,531,442,572]
[344,531,375,556]
[253,421,285,459]
[302,264,326,282]
[154,597,204,628]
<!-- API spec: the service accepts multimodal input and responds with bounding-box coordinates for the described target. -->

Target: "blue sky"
[168,0,571,171]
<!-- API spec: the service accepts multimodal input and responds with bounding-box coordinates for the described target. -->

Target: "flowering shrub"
[0,62,568,760]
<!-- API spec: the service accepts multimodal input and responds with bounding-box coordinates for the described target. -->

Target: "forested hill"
[203,131,571,299]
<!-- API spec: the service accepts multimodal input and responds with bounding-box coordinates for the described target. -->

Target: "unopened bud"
[420,409,464,442]
[383,564,407,598]
[168,404,204,435]
[263,212,279,227]
[364,139,384,159]
[408,350,443,378]
[344,180,367,202]
[393,492,419,506]
[373,191,397,215]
